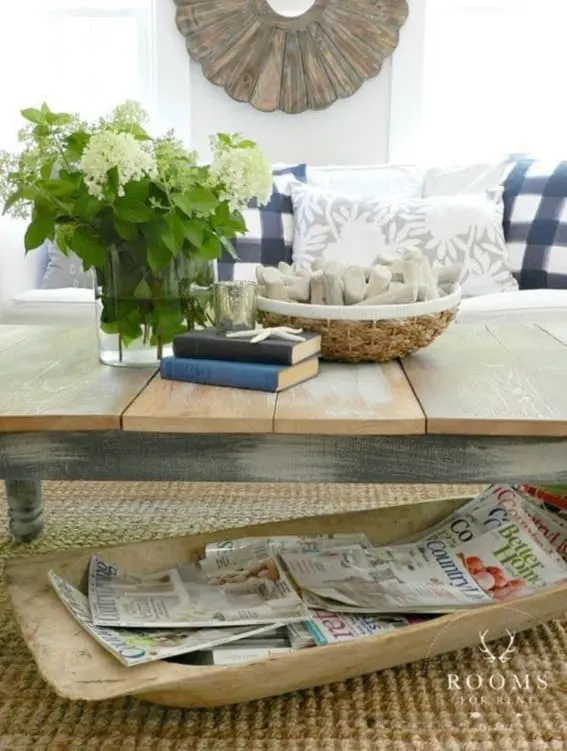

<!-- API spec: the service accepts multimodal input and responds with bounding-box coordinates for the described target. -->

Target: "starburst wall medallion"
[174,0,408,113]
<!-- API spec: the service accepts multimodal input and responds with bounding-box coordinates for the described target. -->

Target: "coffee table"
[2,322,567,542]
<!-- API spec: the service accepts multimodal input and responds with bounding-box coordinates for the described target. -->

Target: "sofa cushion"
[503,159,567,290]
[1,288,95,325]
[217,163,306,281]
[306,163,423,198]
[290,184,518,297]
[457,289,567,323]
[423,158,513,197]
[40,241,95,289]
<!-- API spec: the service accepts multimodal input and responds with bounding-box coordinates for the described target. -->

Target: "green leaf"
[147,240,172,273]
[44,111,73,126]
[114,198,154,223]
[123,179,150,202]
[24,213,53,251]
[40,159,56,180]
[183,220,204,248]
[159,222,178,255]
[199,235,222,260]
[20,107,45,125]
[133,279,152,299]
[220,236,239,260]
[42,178,77,197]
[54,226,71,255]
[70,227,107,268]
[3,190,24,215]
[64,131,90,161]
[100,320,119,335]
[172,187,219,217]
[73,194,103,221]
[165,213,185,246]
[113,217,138,241]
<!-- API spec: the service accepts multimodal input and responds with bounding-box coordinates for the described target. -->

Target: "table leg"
[4,480,44,542]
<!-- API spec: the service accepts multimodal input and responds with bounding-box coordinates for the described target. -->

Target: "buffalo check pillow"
[217,163,306,281]
[503,159,567,289]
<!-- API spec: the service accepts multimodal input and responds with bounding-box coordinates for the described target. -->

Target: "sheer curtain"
[390,0,567,163]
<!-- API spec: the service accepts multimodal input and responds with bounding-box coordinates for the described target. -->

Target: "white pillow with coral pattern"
[291,184,518,298]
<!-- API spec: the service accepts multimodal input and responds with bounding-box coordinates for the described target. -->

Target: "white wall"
[188,62,392,166]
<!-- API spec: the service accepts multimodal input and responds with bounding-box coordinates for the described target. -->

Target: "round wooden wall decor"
[174,0,409,114]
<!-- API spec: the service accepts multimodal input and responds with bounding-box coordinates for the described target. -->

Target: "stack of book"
[159,328,322,392]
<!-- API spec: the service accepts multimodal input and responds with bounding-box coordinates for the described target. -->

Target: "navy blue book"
[172,328,321,365]
[160,355,319,392]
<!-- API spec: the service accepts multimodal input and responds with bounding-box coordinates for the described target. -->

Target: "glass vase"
[95,247,214,367]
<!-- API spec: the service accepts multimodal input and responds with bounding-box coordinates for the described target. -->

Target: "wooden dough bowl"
[7,497,567,708]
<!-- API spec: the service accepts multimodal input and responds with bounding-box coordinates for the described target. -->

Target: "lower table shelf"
[6,496,567,708]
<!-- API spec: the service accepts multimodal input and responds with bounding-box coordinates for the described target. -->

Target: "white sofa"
[2,157,567,326]
[2,243,567,327]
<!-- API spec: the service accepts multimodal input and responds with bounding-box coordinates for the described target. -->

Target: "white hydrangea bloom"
[80,131,157,200]
[210,147,272,212]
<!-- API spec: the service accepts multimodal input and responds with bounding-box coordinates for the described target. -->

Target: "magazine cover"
[306,610,430,646]
[88,549,311,629]
[49,571,284,666]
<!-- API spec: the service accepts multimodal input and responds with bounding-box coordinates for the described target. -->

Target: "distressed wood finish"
[274,361,424,435]
[122,377,276,433]
[402,323,567,436]
[4,480,43,542]
[2,431,567,484]
[0,326,155,432]
[174,0,408,113]
[8,499,567,707]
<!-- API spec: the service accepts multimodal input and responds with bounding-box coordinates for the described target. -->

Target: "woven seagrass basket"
[256,285,461,363]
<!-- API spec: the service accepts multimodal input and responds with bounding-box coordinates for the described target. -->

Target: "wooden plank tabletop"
[122,377,276,433]
[402,322,567,437]
[4,322,567,437]
[0,326,155,432]
[273,361,424,435]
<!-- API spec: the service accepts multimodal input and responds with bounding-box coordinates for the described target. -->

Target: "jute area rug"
[1,480,567,751]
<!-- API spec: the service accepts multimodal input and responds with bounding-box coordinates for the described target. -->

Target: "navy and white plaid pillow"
[217,163,306,281]
[503,159,567,289]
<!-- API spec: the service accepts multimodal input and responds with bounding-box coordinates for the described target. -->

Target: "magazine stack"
[48,484,567,667]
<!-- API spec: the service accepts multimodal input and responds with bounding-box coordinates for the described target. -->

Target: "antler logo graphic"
[478,629,516,664]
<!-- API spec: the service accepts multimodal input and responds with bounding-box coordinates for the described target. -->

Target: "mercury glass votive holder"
[213,281,257,332]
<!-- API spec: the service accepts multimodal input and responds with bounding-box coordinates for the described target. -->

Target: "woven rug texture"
[1,480,567,751]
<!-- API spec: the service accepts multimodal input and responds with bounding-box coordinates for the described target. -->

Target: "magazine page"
[204,533,373,556]
[306,610,431,646]
[89,550,311,629]
[421,484,567,564]
[280,545,493,614]
[281,518,567,614]
[286,621,316,649]
[49,571,283,667]
[414,485,534,547]
[517,484,567,515]
[505,491,567,560]
[454,520,567,601]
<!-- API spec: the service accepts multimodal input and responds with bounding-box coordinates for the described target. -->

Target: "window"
[0,0,154,149]
[390,0,567,162]
[0,0,191,300]
[0,0,191,148]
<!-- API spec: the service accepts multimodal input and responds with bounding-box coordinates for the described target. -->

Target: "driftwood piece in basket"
[174,0,409,114]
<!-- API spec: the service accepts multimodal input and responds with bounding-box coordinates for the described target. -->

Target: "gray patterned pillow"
[40,241,94,289]
[291,185,518,298]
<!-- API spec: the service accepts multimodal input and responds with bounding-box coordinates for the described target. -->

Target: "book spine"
[160,358,278,392]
